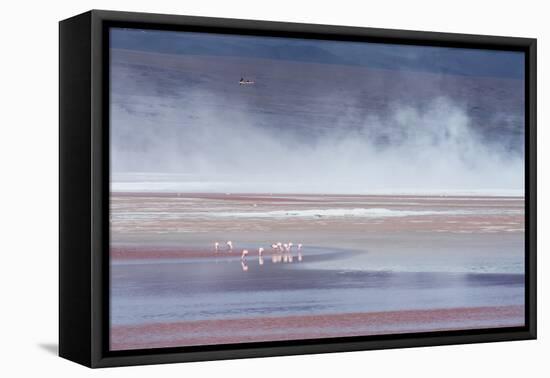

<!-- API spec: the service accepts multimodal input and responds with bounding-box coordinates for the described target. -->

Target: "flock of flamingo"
[213,240,304,270]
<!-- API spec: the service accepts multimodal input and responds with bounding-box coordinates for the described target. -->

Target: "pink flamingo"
[241,249,249,260]
[226,241,233,252]
[258,247,264,256]
[214,242,220,253]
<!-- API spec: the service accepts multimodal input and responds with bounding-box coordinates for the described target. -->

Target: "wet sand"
[111,305,523,350]
[110,193,524,244]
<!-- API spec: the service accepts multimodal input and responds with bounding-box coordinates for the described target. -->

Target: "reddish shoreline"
[111,305,524,350]
[111,246,274,260]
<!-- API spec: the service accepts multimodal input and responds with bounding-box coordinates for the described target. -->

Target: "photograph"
[108,27,526,351]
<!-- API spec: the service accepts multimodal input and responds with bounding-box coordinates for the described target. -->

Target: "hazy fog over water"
[110,29,525,195]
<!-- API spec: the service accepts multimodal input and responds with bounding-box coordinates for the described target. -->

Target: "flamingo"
[226,241,233,252]
[214,242,220,253]
[258,247,264,256]
[241,249,249,260]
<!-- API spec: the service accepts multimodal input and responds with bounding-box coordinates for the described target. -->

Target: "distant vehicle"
[239,77,255,85]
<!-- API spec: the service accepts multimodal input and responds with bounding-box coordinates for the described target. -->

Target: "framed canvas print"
[59,10,536,368]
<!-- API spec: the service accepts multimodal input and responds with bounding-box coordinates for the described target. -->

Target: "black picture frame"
[59,9,537,368]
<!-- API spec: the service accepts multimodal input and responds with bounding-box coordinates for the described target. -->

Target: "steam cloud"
[110,89,524,195]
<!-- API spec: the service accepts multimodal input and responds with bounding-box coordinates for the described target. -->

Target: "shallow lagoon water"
[111,246,524,326]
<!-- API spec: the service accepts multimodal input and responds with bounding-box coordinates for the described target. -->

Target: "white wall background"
[0,0,546,376]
